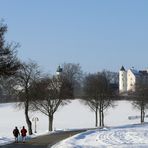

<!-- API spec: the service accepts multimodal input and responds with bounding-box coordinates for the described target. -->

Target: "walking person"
[21,126,27,143]
[13,126,20,143]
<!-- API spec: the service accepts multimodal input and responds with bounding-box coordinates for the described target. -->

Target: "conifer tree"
[0,21,19,76]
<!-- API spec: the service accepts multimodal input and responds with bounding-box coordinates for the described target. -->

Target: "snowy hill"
[51,124,148,148]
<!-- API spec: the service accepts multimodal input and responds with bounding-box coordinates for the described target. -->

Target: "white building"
[119,66,148,93]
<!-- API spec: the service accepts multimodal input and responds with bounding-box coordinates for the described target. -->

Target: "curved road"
[0,129,87,148]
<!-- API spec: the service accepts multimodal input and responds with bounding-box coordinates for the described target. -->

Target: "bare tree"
[14,61,41,135]
[61,63,83,98]
[30,75,72,131]
[131,80,148,123]
[82,71,116,127]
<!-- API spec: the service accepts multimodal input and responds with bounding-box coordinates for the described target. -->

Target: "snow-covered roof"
[130,69,148,77]
[130,69,140,76]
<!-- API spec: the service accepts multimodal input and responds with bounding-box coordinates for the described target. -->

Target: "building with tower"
[119,66,148,93]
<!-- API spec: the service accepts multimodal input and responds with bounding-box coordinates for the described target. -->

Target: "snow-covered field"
[0,99,148,146]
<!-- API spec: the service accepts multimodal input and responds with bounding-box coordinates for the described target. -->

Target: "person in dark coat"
[21,126,27,143]
[13,126,20,143]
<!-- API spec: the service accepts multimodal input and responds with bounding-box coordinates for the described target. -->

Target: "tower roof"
[120,66,125,71]
[56,65,63,73]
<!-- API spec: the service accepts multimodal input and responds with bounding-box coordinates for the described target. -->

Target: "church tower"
[119,66,127,93]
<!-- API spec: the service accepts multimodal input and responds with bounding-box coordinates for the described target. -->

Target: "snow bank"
[51,124,148,148]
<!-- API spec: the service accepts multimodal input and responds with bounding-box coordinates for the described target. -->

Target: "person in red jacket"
[21,126,27,143]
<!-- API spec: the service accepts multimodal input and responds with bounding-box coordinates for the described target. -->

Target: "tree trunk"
[142,108,145,123]
[95,107,98,127]
[25,100,33,135]
[101,107,104,127]
[142,110,145,123]
[140,105,143,123]
[143,104,145,123]
[140,102,145,124]
[48,114,53,131]
[99,104,102,127]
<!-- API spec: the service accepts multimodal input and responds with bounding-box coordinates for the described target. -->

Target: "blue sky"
[0,0,148,74]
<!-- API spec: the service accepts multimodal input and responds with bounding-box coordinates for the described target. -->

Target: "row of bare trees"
[13,63,118,133]
[82,72,117,127]
[82,72,148,127]
[11,62,82,134]
[10,64,148,134]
